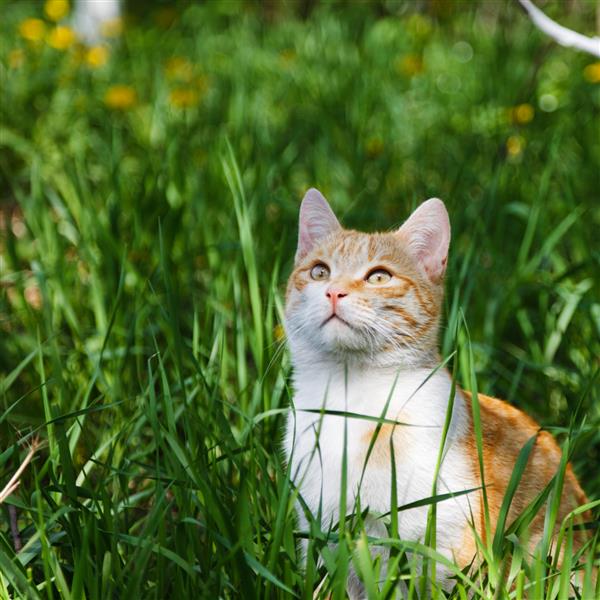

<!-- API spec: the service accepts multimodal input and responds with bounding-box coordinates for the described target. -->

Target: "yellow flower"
[274,324,285,342]
[506,135,525,158]
[19,19,46,43]
[44,0,69,21]
[104,85,137,110]
[85,45,109,68]
[47,25,76,50]
[583,62,600,83]
[395,54,424,77]
[512,103,534,124]
[169,88,199,108]
[164,57,193,81]
[9,49,25,68]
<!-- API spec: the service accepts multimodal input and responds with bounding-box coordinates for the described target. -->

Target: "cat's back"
[462,391,589,549]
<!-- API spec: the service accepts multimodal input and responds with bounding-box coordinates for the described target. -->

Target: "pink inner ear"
[397,198,450,282]
[296,188,341,261]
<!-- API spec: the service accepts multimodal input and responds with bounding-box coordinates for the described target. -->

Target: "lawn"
[1,1,599,598]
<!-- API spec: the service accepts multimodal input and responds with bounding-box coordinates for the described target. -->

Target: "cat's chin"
[320,317,370,353]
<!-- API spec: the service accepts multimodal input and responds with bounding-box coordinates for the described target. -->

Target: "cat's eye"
[310,263,330,281]
[366,269,392,285]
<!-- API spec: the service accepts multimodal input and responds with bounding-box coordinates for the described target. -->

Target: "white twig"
[0,438,40,504]
[518,0,600,58]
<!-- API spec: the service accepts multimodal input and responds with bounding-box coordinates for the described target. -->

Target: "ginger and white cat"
[284,189,589,595]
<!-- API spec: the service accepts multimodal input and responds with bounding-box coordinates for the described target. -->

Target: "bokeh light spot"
[44,0,70,22]
[19,19,46,43]
[47,25,77,50]
[539,94,558,112]
[513,103,534,124]
[104,85,137,110]
[583,62,600,83]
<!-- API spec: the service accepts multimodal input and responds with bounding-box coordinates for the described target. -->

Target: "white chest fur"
[284,365,477,555]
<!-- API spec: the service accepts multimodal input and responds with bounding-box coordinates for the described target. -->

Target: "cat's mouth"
[321,314,356,330]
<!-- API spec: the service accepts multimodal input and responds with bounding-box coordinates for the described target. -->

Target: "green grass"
[1,1,599,598]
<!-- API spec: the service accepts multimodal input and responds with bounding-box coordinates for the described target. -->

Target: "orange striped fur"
[459,391,591,567]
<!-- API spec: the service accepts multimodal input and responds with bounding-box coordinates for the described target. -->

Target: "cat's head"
[285,189,450,367]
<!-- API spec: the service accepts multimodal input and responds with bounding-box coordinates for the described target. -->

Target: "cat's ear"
[296,188,341,262]
[397,198,450,283]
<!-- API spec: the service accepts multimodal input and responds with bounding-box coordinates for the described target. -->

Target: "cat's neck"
[290,353,458,424]
[290,352,446,404]
[290,348,441,375]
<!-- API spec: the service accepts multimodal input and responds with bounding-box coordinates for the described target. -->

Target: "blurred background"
[1,0,599,596]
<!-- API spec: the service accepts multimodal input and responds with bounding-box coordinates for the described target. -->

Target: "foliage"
[1,1,599,598]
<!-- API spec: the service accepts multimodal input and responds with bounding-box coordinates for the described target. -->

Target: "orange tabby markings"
[460,391,590,565]
[383,305,419,327]
[361,424,394,467]
[367,236,379,262]
[291,269,308,294]
[411,282,437,317]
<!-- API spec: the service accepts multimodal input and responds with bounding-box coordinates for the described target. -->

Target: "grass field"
[1,1,599,598]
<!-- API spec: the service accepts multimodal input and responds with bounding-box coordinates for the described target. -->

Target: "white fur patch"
[285,364,477,572]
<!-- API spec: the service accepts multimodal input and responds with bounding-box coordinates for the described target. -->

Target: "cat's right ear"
[397,198,450,283]
[296,188,341,262]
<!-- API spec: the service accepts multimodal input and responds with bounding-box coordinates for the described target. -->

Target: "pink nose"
[326,288,348,311]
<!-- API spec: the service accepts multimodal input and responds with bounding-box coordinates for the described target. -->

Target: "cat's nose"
[326,288,348,311]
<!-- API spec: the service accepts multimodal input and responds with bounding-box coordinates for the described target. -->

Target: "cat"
[283,188,590,597]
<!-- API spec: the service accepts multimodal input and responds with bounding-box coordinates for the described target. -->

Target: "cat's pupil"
[367,269,391,284]
[310,264,330,280]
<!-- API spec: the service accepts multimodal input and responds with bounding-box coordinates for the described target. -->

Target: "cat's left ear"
[397,198,450,283]
[296,188,341,262]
